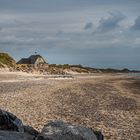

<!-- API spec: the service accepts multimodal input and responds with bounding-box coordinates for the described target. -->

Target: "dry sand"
[0,72,139,140]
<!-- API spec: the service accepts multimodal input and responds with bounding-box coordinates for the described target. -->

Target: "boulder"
[23,125,39,137]
[0,109,39,138]
[0,109,23,132]
[37,121,103,140]
[0,131,34,140]
[0,109,104,140]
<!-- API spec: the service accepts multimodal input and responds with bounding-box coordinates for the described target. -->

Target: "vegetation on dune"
[0,52,139,73]
[0,53,16,68]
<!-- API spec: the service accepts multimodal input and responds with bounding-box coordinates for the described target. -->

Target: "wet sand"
[0,72,139,140]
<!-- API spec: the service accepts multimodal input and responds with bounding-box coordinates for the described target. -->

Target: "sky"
[0,0,140,70]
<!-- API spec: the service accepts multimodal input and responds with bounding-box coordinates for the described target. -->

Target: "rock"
[0,109,23,132]
[94,131,104,140]
[37,121,104,140]
[0,110,104,140]
[0,131,35,140]
[23,125,39,137]
[0,109,39,137]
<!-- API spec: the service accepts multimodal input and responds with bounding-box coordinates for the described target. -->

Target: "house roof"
[17,55,46,64]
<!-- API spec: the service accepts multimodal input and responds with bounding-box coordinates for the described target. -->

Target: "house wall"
[34,57,45,65]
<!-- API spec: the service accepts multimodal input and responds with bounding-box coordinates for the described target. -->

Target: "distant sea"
[127,73,140,78]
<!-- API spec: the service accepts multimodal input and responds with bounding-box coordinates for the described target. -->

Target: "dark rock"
[37,121,103,140]
[0,109,39,139]
[0,131,35,140]
[0,109,39,137]
[0,109,104,140]
[94,131,104,140]
[0,109,23,132]
[23,125,39,137]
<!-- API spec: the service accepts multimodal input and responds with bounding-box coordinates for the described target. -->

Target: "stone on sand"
[37,121,103,140]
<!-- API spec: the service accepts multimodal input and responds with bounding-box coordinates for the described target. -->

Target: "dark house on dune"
[17,55,46,65]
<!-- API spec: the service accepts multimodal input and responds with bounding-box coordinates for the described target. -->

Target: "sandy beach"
[0,72,139,140]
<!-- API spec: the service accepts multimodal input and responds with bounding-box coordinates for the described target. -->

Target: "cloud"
[0,3,140,70]
[95,11,125,33]
[84,22,93,30]
[56,30,63,36]
[131,16,140,30]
